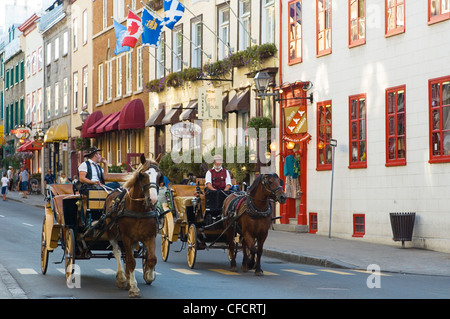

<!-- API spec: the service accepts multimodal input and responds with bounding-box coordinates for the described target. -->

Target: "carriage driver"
[78,146,120,192]
[205,154,232,191]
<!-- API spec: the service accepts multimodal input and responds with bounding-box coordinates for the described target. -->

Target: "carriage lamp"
[254,71,313,103]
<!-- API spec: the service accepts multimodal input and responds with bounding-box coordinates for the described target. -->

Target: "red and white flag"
[122,11,143,48]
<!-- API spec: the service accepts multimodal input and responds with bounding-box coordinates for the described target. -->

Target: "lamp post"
[80,109,90,123]
[328,138,337,238]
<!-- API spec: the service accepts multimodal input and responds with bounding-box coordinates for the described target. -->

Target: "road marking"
[318,269,354,275]
[22,223,34,227]
[210,269,240,275]
[17,268,38,275]
[0,215,5,218]
[261,271,279,275]
[282,269,317,276]
[97,269,116,275]
[172,268,201,275]
[352,269,391,276]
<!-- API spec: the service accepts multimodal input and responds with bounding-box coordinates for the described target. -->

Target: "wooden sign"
[284,106,307,134]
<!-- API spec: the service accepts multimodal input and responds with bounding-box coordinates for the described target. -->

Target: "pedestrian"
[58,172,68,184]
[7,166,14,191]
[19,167,29,199]
[1,172,9,201]
[44,169,56,196]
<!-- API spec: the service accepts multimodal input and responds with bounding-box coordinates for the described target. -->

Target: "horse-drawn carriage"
[160,173,287,274]
[40,154,164,297]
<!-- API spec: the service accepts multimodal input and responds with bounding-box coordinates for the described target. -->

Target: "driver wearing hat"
[78,146,120,190]
[205,154,231,191]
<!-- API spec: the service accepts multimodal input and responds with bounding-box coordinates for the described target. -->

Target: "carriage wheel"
[160,215,170,262]
[64,228,76,283]
[40,218,49,275]
[187,224,197,269]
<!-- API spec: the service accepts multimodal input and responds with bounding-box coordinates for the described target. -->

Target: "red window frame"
[353,214,365,237]
[316,0,332,57]
[428,0,450,25]
[429,75,450,163]
[349,94,367,169]
[316,100,332,170]
[309,212,318,234]
[348,0,366,47]
[385,0,405,37]
[288,0,303,65]
[386,85,406,166]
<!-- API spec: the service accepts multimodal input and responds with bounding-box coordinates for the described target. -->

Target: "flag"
[163,0,185,30]
[142,8,164,47]
[192,0,210,3]
[122,11,143,48]
[113,20,130,55]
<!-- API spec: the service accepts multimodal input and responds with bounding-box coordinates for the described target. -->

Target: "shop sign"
[284,106,307,134]
[170,122,202,139]
[198,87,223,120]
[10,128,30,139]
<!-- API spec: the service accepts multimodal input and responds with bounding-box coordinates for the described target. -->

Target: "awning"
[119,98,145,130]
[145,104,166,127]
[162,104,182,125]
[105,111,121,132]
[44,125,56,143]
[87,114,113,134]
[81,111,103,138]
[53,122,69,141]
[180,100,198,121]
[225,88,250,113]
[17,140,43,152]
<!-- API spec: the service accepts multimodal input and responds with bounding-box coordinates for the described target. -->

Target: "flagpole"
[181,2,234,54]
[224,1,256,45]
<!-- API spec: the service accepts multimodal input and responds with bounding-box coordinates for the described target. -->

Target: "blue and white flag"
[142,8,164,47]
[163,0,185,30]
[113,20,130,55]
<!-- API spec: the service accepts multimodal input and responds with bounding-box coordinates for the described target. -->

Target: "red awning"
[17,140,43,152]
[87,114,113,134]
[96,112,120,133]
[81,111,103,138]
[119,99,145,130]
[105,112,121,132]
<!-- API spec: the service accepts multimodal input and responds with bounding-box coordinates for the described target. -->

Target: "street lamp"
[80,109,90,123]
[253,71,313,103]
[328,138,337,238]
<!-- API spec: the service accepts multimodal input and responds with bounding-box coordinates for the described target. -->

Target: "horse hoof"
[230,266,237,272]
[255,270,264,276]
[144,269,156,285]
[128,288,141,298]
[116,272,128,289]
[241,265,249,272]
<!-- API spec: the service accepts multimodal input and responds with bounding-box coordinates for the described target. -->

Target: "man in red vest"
[205,154,231,191]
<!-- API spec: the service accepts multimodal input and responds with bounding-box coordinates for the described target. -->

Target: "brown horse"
[104,154,163,298]
[223,173,287,276]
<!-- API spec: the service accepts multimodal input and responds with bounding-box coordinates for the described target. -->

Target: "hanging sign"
[170,122,202,139]
[198,87,223,120]
[284,106,307,134]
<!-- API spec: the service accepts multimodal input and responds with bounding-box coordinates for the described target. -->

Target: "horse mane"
[247,173,279,194]
[123,159,159,189]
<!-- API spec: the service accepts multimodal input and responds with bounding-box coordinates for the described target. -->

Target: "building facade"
[279,0,450,252]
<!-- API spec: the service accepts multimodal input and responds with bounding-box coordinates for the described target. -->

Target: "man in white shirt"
[205,154,232,191]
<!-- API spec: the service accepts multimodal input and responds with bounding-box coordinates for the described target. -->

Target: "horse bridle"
[127,164,162,210]
[260,174,284,201]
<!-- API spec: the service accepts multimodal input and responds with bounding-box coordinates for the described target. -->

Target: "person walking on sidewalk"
[19,167,29,199]
[7,166,14,191]
[1,172,9,201]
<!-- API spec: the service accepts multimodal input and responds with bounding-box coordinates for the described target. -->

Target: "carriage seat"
[171,185,205,217]
[51,194,81,226]
[50,183,77,196]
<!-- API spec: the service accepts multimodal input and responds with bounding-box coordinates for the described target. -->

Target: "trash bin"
[389,212,416,248]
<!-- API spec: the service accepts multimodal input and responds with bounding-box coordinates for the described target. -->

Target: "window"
[262,0,275,44]
[288,0,302,64]
[386,85,406,166]
[317,100,332,170]
[218,6,230,61]
[114,0,125,21]
[191,17,202,68]
[353,214,365,237]
[20,59,24,81]
[349,94,367,168]
[317,0,332,56]
[46,86,51,118]
[103,0,108,29]
[63,77,68,113]
[54,37,59,61]
[428,0,450,24]
[63,31,68,56]
[37,88,42,123]
[106,60,112,100]
[73,72,78,113]
[98,64,104,103]
[73,18,78,51]
[83,10,88,45]
[136,46,143,90]
[349,0,366,47]
[309,212,318,234]
[385,0,405,37]
[429,76,450,163]
[239,0,251,50]
[38,47,43,70]
[156,32,165,79]
[54,82,59,116]
[126,51,132,94]
[116,56,122,97]
[83,66,88,107]
[172,26,183,73]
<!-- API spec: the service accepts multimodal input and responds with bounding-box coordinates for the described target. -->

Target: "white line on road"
[22,223,34,227]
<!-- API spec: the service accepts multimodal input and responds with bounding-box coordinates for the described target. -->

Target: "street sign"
[198,88,222,120]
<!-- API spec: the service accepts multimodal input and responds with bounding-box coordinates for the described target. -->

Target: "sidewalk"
[4,190,450,278]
